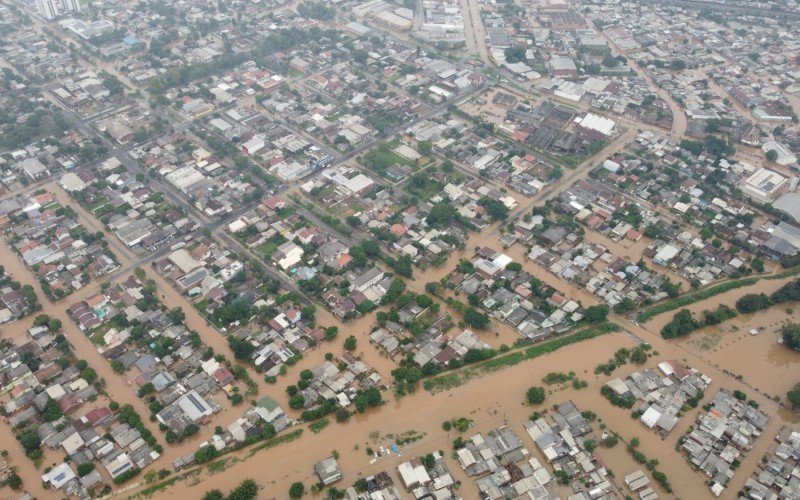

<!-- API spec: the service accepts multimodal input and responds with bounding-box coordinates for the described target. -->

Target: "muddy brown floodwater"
[3,180,798,500]
[137,331,644,499]
[122,300,794,500]
[0,226,173,496]
[677,304,800,398]
[112,207,800,500]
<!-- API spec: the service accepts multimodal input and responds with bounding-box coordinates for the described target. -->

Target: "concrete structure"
[59,0,81,14]
[773,193,800,223]
[315,457,343,485]
[740,167,788,204]
[762,141,797,166]
[36,0,58,19]
[549,57,577,77]
[575,113,617,136]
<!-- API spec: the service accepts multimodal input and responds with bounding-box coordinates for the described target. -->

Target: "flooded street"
[0,421,52,498]
[127,314,793,500]
[0,177,796,500]
[580,230,691,291]
[110,190,800,498]
[0,1,795,499]
[46,182,138,270]
[0,235,210,441]
[0,184,264,472]
[0,143,796,500]
[624,272,800,402]
[135,331,642,499]
[120,263,799,500]
[645,273,800,334]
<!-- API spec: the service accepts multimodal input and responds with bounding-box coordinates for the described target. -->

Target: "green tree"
[613,297,636,313]
[18,430,40,454]
[426,203,455,226]
[289,482,305,498]
[289,394,305,409]
[669,59,686,71]
[452,417,471,432]
[365,387,382,407]
[478,197,509,221]
[630,346,647,364]
[503,45,527,63]
[228,479,259,500]
[167,307,185,324]
[735,293,771,313]
[194,445,218,464]
[661,309,701,338]
[464,308,490,329]
[787,383,800,409]
[415,294,433,308]
[584,305,609,323]
[202,490,224,500]
[353,394,369,413]
[42,398,62,422]
[765,149,778,162]
[344,335,357,351]
[77,462,95,477]
[601,55,619,67]
[526,386,546,405]
[228,337,256,360]
[781,323,800,350]
[6,473,21,489]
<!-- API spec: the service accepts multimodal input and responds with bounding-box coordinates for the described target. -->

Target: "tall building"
[35,0,59,20]
[60,0,81,14]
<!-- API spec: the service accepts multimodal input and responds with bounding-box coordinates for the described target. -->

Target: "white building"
[175,390,215,422]
[740,167,788,204]
[42,463,76,490]
[36,0,59,19]
[60,0,81,14]
[653,244,680,266]
[397,460,432,490]
[574,113,617,136]
[762,141,797,166]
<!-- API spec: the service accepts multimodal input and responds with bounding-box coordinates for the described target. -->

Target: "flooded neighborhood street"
[1,168,797,500]
[0,0,798,497]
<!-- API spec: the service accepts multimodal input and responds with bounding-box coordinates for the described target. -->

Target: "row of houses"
[5,191,118,300]
[450,246,585,339]
[604,360,711,435]
[526,401,615,498]
[743,425,800,500]
[66,275,232,438]
[60,166,197,251]
[1,322,157,497]
[681,389,771,496]
[456,425,557,499]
